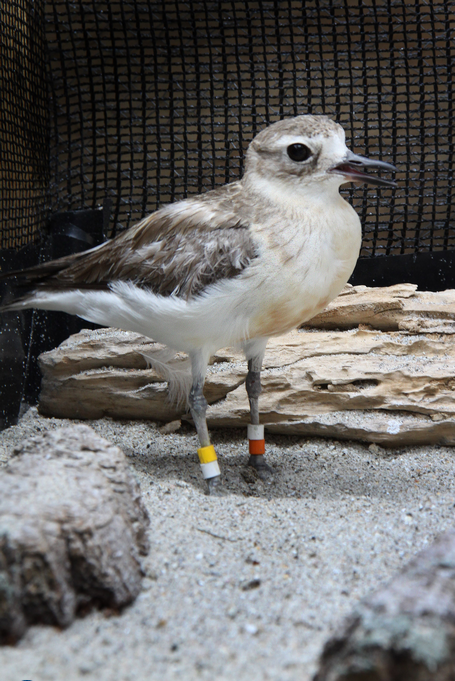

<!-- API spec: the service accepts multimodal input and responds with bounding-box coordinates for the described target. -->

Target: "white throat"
[244,172,346,212]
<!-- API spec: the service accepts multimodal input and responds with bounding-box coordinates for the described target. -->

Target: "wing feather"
[2,182,259,301]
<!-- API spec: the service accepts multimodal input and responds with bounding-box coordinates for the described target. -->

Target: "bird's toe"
[247,455,274,481]
[206,475,227,496]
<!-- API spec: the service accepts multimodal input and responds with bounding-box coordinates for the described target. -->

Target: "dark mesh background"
[0,0,49,249]
[1,0,454,256]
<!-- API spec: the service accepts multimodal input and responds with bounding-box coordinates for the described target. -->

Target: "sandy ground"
[0,406,454,681]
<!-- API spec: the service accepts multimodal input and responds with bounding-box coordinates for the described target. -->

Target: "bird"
[1,115,396,494]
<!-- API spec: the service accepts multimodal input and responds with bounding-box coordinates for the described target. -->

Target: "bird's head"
[244,115,396,199]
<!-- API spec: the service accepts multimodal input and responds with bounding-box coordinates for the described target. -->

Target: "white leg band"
[248,424,264,440]
[200,460,221,479]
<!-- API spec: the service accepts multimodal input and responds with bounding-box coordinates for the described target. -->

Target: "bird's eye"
[287,143,312,162]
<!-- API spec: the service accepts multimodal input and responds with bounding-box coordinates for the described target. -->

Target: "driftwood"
[314,529,455,681]
[0,425,149,644]
[37,285,455,445]
[304,283,455,333]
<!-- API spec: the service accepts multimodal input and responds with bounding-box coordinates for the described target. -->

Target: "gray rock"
[314,529,455,681]
[0,425,149,643]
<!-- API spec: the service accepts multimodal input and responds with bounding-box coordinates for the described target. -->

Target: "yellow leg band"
[197,445,218,464]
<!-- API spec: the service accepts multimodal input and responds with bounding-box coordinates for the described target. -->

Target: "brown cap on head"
[249,115,343,152]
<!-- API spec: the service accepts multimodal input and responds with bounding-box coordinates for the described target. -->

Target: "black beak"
[329,150,397,188]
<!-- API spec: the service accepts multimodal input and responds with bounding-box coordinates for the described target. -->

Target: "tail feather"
[0,250,89,284]
[0,295,34,313]
[0,250,108,313]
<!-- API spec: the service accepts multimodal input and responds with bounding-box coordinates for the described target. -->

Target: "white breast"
[245,190,362,338]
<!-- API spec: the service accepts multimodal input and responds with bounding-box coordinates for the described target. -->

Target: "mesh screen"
[0,0,49,250]
[2,1,455,257]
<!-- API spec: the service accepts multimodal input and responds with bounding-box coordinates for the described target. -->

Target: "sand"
[0,406,454,681]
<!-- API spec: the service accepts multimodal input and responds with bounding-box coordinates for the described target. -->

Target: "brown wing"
[3,183,259,301]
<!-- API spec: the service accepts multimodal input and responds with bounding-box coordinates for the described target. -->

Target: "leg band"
[247,424,265,455]
[249,439,265,455]
[197,445,220,479]
[200,460,221,479]
[197,445,217,463]
[248,424,264,440]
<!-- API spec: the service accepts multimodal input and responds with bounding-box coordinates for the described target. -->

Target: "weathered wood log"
[314,529,455,681]
[304,283,455,333]
[207,326,455,444]
[38,321,455,445]
[0,425,149,644]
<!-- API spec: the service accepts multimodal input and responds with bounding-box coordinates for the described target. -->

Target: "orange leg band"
[249,439,266,455]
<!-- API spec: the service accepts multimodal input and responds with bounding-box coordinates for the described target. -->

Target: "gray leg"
[188,351,223,495]
[189,377,210,447]
[246,358,262,426]
[244,347,273,480]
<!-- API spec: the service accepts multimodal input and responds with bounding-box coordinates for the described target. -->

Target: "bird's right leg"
[245,356,273,480]
[243,339,273,481]
[189,351,222,496]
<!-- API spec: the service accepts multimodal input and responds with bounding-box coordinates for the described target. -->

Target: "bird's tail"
[0,249,96,314]
[0,294,35,313]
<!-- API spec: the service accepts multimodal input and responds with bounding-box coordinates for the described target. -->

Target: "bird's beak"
[329,150,397,188]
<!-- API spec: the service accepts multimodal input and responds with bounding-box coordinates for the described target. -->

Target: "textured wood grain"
[37,286,455,445]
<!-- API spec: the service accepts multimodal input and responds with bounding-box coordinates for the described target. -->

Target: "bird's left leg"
[188,350,223,496]
[244,339,273,480]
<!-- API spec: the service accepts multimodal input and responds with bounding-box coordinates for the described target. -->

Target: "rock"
[0,425,149,643]
[158,420,182,434]
[314,529,455,681]
[37,287,455,445]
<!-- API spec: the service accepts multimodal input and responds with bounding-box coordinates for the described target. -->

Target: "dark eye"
[287,143,312,162]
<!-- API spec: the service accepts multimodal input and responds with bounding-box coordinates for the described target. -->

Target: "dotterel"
[1,115,396,494]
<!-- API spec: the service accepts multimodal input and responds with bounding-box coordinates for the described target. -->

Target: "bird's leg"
[246,355,273,480]
[189,352,222,496]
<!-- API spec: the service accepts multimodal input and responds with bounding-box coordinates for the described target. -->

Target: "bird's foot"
[206,475,226,496]
[248,454,273,481]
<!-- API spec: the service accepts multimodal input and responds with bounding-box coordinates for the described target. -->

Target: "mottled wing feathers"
[2,183,259,300]
[129,182,246,247]
[127,227,257,298]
